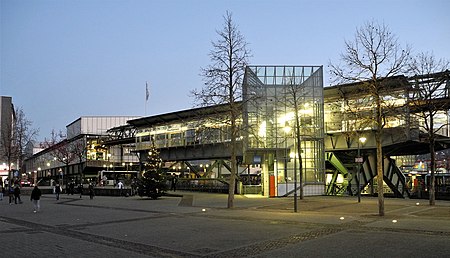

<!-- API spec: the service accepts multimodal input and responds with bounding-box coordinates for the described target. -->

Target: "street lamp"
[357,136,367,203]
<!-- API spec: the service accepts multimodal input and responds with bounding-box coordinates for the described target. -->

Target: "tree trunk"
[376,135,385,216]
[375,94,385,216]
[429,141,436,206]
[227,109,237,208]
[429,114,436,206]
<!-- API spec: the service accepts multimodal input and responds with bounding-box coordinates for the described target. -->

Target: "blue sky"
[1,0,449,141]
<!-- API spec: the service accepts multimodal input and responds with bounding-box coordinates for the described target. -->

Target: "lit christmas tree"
[137,144,167,199]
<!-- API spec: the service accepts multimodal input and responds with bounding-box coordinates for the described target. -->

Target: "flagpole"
[145,81,149,116]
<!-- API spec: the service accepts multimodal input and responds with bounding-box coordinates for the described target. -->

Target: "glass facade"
[135,118,238,150]
[243,66,325,196]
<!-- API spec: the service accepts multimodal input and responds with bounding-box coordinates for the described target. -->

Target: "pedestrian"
[89,183,94,199]
[170,173,178,192]
[4,177,9,190]
[14,184,22,204]
[30,185,42,213]
[69,181,75,195]
[117,181,124,196]
[0,184,3,201]
[55,183,61,200]
[77,184,83,198]
[8,185,14,205]
[131,177,137,196]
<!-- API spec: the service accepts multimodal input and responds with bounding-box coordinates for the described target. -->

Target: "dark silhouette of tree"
[42,130,76,185]
[1,107,38,179]
[408,52,450,206]
[192,11,251,208]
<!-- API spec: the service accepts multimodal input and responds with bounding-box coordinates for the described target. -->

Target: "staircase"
[327,152,410,198]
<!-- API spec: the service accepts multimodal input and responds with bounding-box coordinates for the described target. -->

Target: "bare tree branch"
[329,20,411,216]
[407,52,450,205]
[191,11,251,208]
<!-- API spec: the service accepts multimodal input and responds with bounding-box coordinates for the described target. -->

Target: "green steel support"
[325,152,349,195]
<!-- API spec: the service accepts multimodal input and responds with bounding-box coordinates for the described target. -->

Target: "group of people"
[1,177,43,213]
[2,177,97,213]
[60,181,95,199]
[30,182,95,213]
[2,176,150,213]
[1,178,24,205]
[61,181,85,198]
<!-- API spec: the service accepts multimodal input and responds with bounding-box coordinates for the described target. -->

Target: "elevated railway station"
[25,67,450,199]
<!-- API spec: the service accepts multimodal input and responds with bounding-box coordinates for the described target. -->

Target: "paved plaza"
[1,191,450,257]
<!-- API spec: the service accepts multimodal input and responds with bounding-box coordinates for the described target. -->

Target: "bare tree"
[192,11,251,208]
[0,107,38,179]
[71,137,87,182]
[41,129,66,148]
[408,52,450,206]
[284,76,306,204]
[1,114,17,179]
[329,20,411,216]
[14,108,39,170]
[42,130,77,185]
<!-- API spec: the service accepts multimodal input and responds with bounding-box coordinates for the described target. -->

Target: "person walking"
[30,185,42,213]
[14,184,22,204]
[69,181,75,195]
[55,183,61,200]
[77,183,83,198]
[88,183,94,199]
[0,184,3,201]
[117,181,124,196]
[8,185,14,205]
[4,177,9,190]
[170,174,178,192]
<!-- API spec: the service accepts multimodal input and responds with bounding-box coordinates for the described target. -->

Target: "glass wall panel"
[244,66,325,190]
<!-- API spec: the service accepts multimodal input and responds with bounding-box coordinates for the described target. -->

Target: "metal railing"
[176,178,229,193]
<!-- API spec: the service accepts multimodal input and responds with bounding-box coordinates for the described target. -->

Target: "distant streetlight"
[357,136,367,203]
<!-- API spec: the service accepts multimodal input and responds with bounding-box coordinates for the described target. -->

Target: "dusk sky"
[1,0,449,141]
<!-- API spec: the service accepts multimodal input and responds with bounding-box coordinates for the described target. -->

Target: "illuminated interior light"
[258,121,266,137]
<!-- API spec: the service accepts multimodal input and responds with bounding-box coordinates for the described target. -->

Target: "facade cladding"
[243,66,325,196]
[67,116,140,139]
[27,116,140,183]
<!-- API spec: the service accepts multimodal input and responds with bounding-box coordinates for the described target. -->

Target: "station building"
[25,116,140,186]
[24,66,450,198]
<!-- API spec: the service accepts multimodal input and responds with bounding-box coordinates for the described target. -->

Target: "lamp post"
[59,168,63,190]
[357,136,367,203]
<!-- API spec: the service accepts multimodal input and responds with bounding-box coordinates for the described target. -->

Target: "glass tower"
[243,66,325,196]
